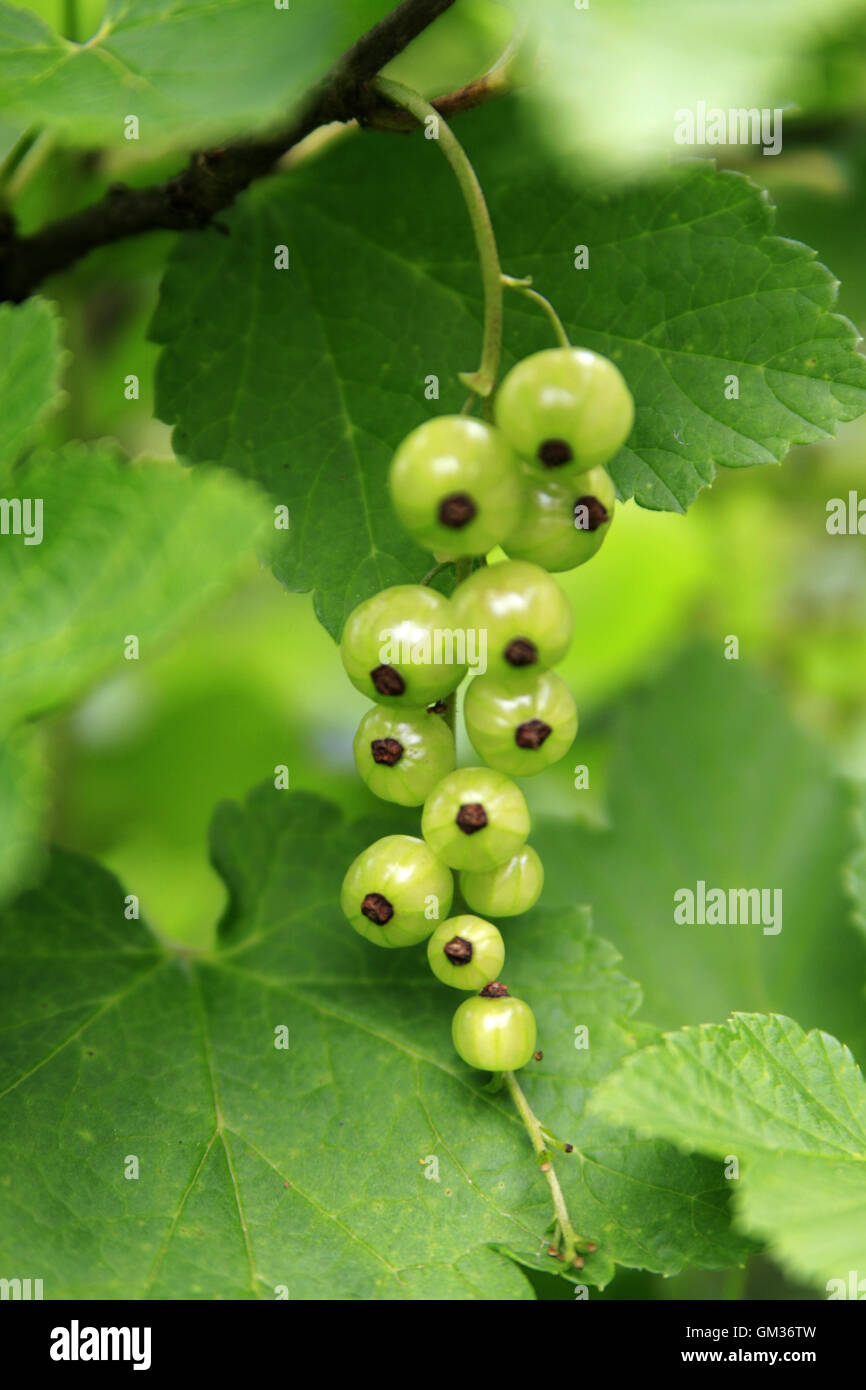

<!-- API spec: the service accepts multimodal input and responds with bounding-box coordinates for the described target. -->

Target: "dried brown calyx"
[371,737,403,765]
[479,981,509,998]
[574,494,609,532]
[538,438,573,468]
[370,664,405,696]
[456,802,487,834]
[444,936,473,964]
[504,637,538,668]
[438,492,477,528]
[515,718,552,749]
[361,892,393,925]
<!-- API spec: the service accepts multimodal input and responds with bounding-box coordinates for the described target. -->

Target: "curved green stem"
[373,77,504,397]
[421,560,453,587]
[442,554,475,738]
[454,555,474,583]
[502,274,571,349]
[539,1124,575,1155]
[504,1070,588,1268]
[481,1070,505,1094]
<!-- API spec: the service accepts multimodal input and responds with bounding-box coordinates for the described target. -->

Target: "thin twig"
[366,26,529,132]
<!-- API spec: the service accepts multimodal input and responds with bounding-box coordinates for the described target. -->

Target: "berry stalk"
[372,77,504,397]
[453,554,474,587]
[442,554,474,737]
[503,1068,588,1268]
[420,560,454,586]
[501,274,571,349]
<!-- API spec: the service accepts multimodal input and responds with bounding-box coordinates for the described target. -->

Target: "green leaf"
[0,788,751,1299]
[539,647,866,1063]
[0,444,267,729]
[0,726,45,907]
[0,0,393,148]
[0,297,65,472]
[151,105,866,636]
[591,1012,866,1292]
[0,110,27,163]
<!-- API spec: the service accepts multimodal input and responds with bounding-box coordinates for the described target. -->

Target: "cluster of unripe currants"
[339,347,634,1073]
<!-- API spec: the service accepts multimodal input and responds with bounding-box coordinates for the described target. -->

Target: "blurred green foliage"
[11,0,866,1300]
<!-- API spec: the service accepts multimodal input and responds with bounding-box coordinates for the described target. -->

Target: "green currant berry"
[353,706,455,806]
[340,584,467,706]
[495,347,634,474]
[451,559,573,677]
[452,983,537,1071]
[421,766,530,870]
[503,466,616,572]
[427,914,505,991]
[461,845,544,917]
[341,834,453,948]
[388,416,522,557]
[464,668,577,777]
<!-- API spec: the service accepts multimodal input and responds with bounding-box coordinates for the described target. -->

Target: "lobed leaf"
[0,0,393,149]
[0,443,268,728]
[0,297,65,474]
[591,1012,866,1291]
[0,788,751,1299]
[151,106,866,636]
